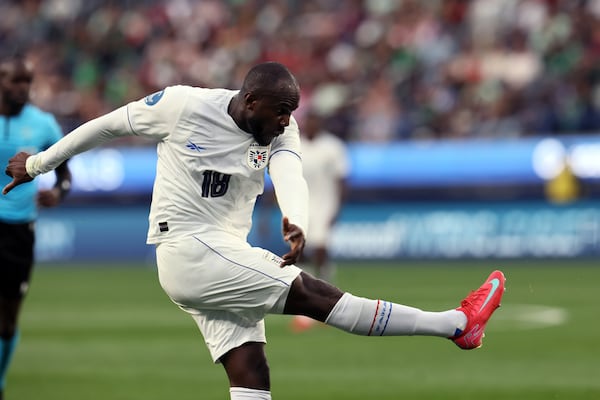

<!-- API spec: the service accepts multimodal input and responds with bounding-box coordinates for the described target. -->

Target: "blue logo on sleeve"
[144,90,165,106]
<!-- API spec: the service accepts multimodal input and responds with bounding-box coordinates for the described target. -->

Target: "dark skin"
[0,59,71,344]
[222,79,344,388]
[0,59,32,116]
[4,66,342,392]
[0,58,71,206]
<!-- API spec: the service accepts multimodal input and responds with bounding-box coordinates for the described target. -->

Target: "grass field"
[7,260,600,399]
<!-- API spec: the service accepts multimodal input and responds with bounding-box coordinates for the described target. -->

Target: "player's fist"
[3,152,34,195]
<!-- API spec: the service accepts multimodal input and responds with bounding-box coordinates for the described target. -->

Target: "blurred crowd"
[1,0,599,143]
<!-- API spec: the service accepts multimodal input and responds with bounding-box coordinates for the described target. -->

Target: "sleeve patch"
[144,90,165,106]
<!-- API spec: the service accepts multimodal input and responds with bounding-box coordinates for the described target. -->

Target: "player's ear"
[244,92,258,110]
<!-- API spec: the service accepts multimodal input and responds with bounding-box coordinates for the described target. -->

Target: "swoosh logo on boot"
[480,278,500,311]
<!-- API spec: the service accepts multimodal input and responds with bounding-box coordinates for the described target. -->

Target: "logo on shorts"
[263,251,282,265]
[247,143,269,170]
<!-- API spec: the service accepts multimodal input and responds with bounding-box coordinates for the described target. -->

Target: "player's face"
[246,92,298,146]
[0,61,33,109]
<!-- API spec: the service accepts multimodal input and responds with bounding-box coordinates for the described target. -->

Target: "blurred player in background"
[0,56,71,400]
[3,62,505,400]
[292,109,349,332]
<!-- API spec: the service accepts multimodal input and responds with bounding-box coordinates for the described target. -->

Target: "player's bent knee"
[284,272,343,321]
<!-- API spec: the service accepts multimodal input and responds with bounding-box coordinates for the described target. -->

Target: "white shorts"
[155,232,302,362]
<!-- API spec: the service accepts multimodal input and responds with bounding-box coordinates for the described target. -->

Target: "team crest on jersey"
[247,143,269,170]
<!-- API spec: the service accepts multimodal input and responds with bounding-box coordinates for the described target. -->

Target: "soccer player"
[0,56,71,400]
[291,109,350,332]
[3,62,505,400]
[300,110,349,282]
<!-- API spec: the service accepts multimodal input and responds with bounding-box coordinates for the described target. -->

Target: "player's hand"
[3,152,34,195]
[280,216,305,267]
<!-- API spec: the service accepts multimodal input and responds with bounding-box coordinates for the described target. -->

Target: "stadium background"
[1,0,599,399]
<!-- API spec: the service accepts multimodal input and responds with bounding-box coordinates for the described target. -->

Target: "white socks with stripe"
[325,293,467,337]
[227,296,465,399]
[230,387,271,399]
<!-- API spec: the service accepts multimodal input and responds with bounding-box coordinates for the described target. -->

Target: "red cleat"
[451,270,506,350]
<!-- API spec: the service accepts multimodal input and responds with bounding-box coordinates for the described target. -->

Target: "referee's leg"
[0,221,34,400]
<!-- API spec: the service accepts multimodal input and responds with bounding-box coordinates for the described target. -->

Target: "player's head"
[0,56,33,115]
[236,62,300,146]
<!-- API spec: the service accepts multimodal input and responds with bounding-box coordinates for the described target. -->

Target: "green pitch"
[8,260,600,399]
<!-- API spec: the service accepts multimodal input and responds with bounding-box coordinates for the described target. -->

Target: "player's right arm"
[2,86,186,195]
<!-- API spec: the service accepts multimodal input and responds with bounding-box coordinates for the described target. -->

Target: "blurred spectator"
[0,0,598,143]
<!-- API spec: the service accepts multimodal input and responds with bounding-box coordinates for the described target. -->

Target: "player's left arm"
[269,121,309,267]
[269,151,308,267]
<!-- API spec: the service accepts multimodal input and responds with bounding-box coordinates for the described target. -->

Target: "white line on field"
[491,304,568,330]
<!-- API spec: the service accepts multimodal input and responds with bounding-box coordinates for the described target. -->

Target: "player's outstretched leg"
[286,270,505,348]
[324,292,467,338]
[450,270,506,349]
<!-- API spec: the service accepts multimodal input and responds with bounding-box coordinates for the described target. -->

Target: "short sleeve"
[126,85,190,140]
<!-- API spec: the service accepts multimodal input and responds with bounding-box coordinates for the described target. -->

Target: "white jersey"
[24,77,308,364]
[125,85,302,244]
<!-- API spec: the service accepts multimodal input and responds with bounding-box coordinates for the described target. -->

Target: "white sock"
[325,293,467,337]
[230,387,272,399]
